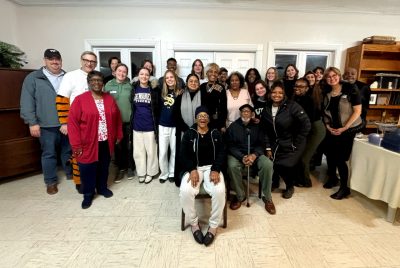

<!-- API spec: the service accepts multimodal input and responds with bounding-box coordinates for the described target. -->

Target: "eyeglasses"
[294,85,307,88]
[89,78,103,83]
[197,114,209,119]
[326,74,338,80]
[240,109,252,113]
[82,58,97,65]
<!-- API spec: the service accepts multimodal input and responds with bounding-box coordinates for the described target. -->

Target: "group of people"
[20,49,368,246]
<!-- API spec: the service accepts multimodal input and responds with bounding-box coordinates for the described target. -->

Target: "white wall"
[9,4,400,73]
[0,0,18,45]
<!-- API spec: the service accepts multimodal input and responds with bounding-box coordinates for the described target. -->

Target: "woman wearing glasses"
[68,71,123,209]
[322,67,362,200]
[293,78,326,187]
[179,106,225,246]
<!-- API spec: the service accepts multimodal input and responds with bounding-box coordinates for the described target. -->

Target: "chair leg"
[181,209,185,231]
[258,179,262,199]
[222,201,227,228]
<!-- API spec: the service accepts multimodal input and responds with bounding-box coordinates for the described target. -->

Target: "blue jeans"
[39,127,72,186]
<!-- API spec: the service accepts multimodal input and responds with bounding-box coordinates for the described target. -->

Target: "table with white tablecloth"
[350,139,400,222]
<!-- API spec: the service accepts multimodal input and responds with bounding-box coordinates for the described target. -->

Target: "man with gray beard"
[226,104,276,214]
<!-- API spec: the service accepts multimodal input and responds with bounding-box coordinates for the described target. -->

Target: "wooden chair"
[181,184,228,231]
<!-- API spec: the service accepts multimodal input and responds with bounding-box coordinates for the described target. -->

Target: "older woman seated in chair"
[179,106,226,246]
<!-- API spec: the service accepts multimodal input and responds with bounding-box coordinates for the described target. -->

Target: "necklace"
[197,128,208,138]
[230,89,240,100]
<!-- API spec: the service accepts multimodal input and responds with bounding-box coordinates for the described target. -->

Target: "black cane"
[246,128,250,207]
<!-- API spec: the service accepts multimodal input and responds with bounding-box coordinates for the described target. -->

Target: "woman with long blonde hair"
[158,70,183,183]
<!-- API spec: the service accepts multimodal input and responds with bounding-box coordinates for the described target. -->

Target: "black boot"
[323,176,339,189]
[82,194,94,209]
[282,187,294,199]
[75,184,83,194]
[330,187,350,200]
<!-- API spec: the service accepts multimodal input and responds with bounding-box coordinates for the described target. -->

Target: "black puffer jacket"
[261,99,311,167]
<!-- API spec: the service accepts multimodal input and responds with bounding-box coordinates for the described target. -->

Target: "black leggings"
[325,131,356,188]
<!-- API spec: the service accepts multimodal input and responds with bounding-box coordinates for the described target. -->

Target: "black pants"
[114,123,131,171]
[325,132,356,189]
[274,164,296,190]
[78,141,111,196]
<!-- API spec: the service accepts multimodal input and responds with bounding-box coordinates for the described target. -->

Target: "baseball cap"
[44,49,61,59]
[239,104,255,112]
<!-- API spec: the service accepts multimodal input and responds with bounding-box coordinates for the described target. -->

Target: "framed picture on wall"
[369,94,377,105]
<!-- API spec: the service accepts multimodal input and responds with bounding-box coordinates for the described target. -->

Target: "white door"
[215,52,255,75]
[175,51,256,79]
[174,52,213,80]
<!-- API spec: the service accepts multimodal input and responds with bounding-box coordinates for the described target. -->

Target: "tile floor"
[0,165,399,268]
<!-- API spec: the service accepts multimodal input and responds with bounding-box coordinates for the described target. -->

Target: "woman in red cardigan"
[68,70,123,209]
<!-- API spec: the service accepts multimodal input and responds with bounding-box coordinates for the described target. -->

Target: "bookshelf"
[345,43,400,129]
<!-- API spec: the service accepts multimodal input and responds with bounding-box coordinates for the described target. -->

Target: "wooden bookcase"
[0,68,41,179]
[345,42,400,129]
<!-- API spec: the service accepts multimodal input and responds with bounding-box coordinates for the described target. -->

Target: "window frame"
[85,39,161,79]
[267,42,342,77]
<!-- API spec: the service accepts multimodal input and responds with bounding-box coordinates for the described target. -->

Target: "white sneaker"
[138,176,145,183]
[144,175,153,184]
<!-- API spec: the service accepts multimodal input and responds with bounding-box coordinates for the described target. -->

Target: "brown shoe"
[46,184,58,195]
[264,199,276,215]
[229,197,245,210]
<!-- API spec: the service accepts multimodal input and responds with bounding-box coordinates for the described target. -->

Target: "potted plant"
[0,41,27,68]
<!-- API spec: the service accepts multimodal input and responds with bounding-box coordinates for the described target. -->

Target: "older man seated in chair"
[226,104,276,215]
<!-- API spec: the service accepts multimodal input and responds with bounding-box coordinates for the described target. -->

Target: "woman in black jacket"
[293,78,326,187]
[173,74,205,186]
[262,81,311,199]
[179,106,226,247]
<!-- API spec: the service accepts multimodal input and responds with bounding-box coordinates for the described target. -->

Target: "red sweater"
[68,91,123,164]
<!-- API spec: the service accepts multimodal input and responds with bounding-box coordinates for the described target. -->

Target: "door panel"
[174,52,213,80]
[175,51,256,78]
[215,52,255,75]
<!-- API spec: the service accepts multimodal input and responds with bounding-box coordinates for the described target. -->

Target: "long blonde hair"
[162,70,182,98]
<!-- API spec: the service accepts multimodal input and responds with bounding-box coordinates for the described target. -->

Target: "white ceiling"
[8,0,400,15]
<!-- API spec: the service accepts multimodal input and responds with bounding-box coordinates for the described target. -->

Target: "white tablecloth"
[350,139,400,221]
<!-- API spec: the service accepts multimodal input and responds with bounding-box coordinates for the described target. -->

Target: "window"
[274,50,331,78]
[98,51,121,77]
[93,47,154,80]
[267,42,342,78]
[85,39,161,80]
